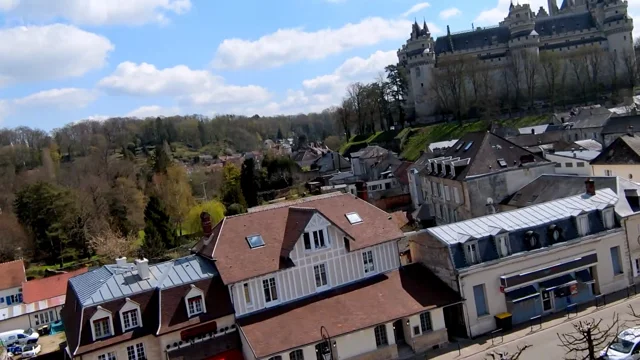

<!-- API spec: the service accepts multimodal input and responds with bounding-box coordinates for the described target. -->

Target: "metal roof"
[428,188,618,245]
[551,150,600,161]
[69,255,218,306]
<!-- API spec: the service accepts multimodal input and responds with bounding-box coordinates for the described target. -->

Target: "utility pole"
[201,182,207,201]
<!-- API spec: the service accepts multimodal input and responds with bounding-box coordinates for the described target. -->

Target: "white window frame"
[602,208,615,229]
[262,277,280,306]
[604,169,613,176]
[184,285,207,317]
[303,229,329,251]
[576,214,590,236]
[126,342,146,360]
[98,352,117,360]
[495,234,510,257]
[243,283,253,306]
[465,242,480,265]
[119,298,142,332]
[313,263,329,291]
[420,312,433,332]
[90,307,114,341]
[362,250,375,274]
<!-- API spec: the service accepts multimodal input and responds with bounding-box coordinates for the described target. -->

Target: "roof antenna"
[472,22,475,30]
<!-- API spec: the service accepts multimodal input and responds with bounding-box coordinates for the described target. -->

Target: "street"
[432,296,640,360]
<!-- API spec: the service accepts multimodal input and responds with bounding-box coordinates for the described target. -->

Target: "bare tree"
[557,314,620,360]
[622,49,638,90]
[607,52,620,96]
[434,54,467,123]
[520,51,540,108]
[569,50,590,104]
[88,227,135,260]
[586,46,605,99]
[485,344,532,360]
[540,52,562,109]
[507,51,524,109]
[337,98,353,140]
[346,82,367,135]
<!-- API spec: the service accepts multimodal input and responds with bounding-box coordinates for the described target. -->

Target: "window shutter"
[634,259,639,277]
[444,186,450,201]
[454,188,460,203]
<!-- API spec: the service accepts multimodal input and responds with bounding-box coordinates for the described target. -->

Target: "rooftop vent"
[346,212,363,224]
[115,257,127,266]
[497,158,508,168]
[246,234,265,249]
[135,258,149,280]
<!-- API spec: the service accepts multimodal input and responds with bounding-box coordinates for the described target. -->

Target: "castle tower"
[603,0,634,75]
[547,0,558,15]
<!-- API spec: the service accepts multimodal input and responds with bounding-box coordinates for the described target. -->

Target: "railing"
[490,328,504,345]
[566,303,578,318]
[529,315,542,332]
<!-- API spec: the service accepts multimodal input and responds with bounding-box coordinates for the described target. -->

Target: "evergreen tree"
[276,127,283,140]
[141,219,166,259]
[221,163,247,209]
[143,196,175,251]
[240,158,259,207]
[152,144,171,174]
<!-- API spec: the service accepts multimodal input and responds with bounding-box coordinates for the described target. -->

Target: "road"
[438,296,640,359]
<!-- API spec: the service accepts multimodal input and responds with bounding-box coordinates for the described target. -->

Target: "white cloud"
[84,115,111,122]
[475,0,545,25]
[212,17,412,70]
[126,105,181,118]
[0,0,191,26]
[98,62,272,106]
[0,24,113,87]
[440,7,461,19]
[12,88,98,109]
[402,2,430,17]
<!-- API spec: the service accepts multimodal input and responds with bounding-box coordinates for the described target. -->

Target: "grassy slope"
[401,115,551,161]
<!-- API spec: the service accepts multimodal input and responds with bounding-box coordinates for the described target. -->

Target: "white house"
[545,150,600,175]
[0,260,25,310]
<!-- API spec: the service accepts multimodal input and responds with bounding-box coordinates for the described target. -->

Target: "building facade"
[409,185,628,337]
[545,150,600,175]
[591,133,640,180]
[398,0,634,120]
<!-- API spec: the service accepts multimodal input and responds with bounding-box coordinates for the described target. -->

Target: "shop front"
[501,254,597,325]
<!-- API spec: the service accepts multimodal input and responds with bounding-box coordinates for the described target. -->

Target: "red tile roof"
[23,268,88,303]
[0,260,25,290]
[195,193,405,284]
[237,264,461,358]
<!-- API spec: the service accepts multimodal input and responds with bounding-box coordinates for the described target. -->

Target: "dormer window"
[464,242,480,265]
[602,208,615,229]
[303,229,328,251]
[119,298,142,332]
[185,285,206,317]
[495,234,510,257]
[90,306,113,341]
[576,214,590,236]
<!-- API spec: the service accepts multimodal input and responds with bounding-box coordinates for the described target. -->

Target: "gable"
[304,213,330,232]
[90,307,112,322]
[120,298,140,313]
[591,136,640,165]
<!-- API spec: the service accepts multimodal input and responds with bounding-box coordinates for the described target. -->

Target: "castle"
[398,0,635,121]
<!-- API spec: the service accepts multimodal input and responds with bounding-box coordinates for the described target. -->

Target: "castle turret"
[603,0,634,74]
[548,0,559,15]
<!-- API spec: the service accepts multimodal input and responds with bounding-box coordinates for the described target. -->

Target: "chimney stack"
[531,128,535,134]
[115,257,127,267]
[585,178,596,196]
[200,212,212,238]
[628,125,634,137]
[135,258,150,280]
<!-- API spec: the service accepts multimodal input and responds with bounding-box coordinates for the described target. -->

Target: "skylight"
[463,141,474,151]
[455,143,463,151]
[345,212,363,225]
[497,158,508,168]
[246,235,265,249]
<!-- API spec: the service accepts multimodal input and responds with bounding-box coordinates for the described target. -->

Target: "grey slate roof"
[534,11,596,36]
[428,188,618,245]
[570,106,613,129]
[504,174,618,207]
[434,26,511,54]
[69,255,217,306]
[552,150,601,161]
[591,134,640,165]
[602,115,640,135]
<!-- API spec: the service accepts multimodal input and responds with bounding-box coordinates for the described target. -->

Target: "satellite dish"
[486,197,494,205]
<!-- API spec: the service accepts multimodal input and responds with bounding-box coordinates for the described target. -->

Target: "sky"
[0,0,638,131]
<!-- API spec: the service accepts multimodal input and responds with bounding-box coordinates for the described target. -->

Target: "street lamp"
[320,326,334,360]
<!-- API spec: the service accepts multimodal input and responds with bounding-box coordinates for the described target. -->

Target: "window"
[465,242,480,265]
[289,349,304,360]
[555,163,562,168]
[122,309,140,331]
[313,264,328,289]
[453,188,461,204]
[362,250,375,273]
[374,325,388,347]
[303,230,328,251]
[577,162,585,167]
[246,234,265,249]
[577,215,590,236]
[495,234,510,257]
[565,162,574,168]
[420,312,433,332]
[605,169,613,176]
[93,317,111,339]
[444,186,450,201]
[438,183,444,198]
[343,237,351,251]
[602,208,614,229]
[263,277,279,304]
[243,283,252,305]
[268,357,283,360]
[98,353,117,360]
[187,296,204,316]
[346,212,363,224]
[473,284,489,317]
[633,258,640,277]
[464,141,474,151]
[611,246,624,275]
[126,343,146,360]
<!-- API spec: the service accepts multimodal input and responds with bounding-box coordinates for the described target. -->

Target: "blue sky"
[1,0,630,130]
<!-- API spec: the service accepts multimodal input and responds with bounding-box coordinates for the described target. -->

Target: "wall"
[0,314,29,333]
[459,230,628,337]
[408,231,457,291]
[592,164,640,181]
[545,154,592,175]
[623,213,640,285]
[78,334,160,360]
[231,215,401,316]
[158,314,236,354]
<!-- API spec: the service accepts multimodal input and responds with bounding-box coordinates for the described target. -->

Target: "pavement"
[423,288,640,359]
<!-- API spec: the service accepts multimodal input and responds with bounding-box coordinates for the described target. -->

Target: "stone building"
[397,0,635,121]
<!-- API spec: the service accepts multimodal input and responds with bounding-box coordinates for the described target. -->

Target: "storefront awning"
[505,285,539,303]
[575,269,595,284]
[540,274,577,290]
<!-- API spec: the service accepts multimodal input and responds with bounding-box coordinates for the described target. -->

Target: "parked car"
[0,328,39,346]
[21,344,42,358]
[600,327,640,359]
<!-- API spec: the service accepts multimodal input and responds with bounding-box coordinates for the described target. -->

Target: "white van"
[601,327,640,359]
[0,328,39,346]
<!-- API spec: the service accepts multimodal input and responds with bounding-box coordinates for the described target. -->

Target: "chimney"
[200,212,212,238]
[115,257,127,267]
[531,128,535,134]
[628,125,634,137]
[585,178,596,196]
[135,258,150,280]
